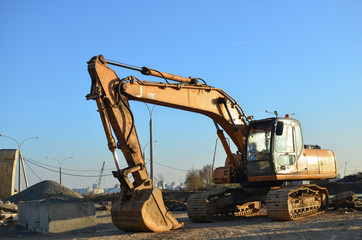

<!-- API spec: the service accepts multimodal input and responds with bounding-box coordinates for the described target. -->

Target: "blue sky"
[1,1,361,189]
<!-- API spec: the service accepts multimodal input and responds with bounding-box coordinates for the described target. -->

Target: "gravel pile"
[5,180,83,204]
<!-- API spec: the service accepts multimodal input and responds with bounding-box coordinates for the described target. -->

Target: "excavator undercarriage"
[187,188,263,222]
[187,184,329,223]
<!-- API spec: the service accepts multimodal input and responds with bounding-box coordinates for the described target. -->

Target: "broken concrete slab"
[18,198,96,234]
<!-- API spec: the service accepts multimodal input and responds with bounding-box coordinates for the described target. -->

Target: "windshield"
[247,122,272,161]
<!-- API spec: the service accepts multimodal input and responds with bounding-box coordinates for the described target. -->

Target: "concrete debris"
[0,202,18,226]
[0,200,18,213]
[0,201,18,226]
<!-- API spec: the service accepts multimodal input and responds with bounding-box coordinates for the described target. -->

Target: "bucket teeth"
[111,188,184,232]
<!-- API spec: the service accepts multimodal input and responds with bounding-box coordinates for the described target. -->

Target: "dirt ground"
[2,208,361,240]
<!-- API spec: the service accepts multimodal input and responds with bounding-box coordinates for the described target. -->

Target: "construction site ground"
[1,180,362,239]
[1,207,361,240]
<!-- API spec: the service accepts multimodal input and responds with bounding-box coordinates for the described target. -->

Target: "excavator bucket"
[111,187,184,232]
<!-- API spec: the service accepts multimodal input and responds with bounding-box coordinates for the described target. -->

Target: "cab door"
[294,123,308,174]
[274,122,296,174]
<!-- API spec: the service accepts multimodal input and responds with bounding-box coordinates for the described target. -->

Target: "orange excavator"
[86,55,337,232]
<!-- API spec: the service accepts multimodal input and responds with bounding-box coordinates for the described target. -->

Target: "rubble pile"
[5,180,83,204]
[0,201,17,225]
[331,191,362,211]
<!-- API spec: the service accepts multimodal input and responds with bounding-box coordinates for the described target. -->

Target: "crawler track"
[187,188,261,222]
[187,184,329,223]
[266,184,328,220]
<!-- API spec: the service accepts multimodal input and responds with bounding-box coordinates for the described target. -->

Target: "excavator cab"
[245,117,336,183]
[245,117,302,176]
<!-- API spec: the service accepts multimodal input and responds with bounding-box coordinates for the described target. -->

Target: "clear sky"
[1,1,361,189]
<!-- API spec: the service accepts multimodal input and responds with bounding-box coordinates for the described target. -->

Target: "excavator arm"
[87,55,249,232]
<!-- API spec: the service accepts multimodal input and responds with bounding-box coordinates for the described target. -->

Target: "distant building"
[73,186,105,195]
[155,181,186,191]
[165,182,181,190]
[104,184,120,193]
[157,181,165,189]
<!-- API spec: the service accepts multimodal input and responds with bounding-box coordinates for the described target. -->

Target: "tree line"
[184,164,213,190]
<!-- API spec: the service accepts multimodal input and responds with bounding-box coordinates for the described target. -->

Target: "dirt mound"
[338,172,362,183]
[5,180,83,204]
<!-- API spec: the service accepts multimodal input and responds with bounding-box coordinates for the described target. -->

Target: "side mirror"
[276,121,284,136]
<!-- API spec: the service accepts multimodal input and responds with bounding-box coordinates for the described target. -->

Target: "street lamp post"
[46,156,73,185]
[142,141,157,161]
[0,134,40,192]
[145,104,156,187]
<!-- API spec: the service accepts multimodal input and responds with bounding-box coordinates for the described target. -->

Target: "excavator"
[86,55,337,232]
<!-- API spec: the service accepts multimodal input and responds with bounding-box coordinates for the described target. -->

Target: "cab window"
[247,128,271,161]
[275,124,294,153]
